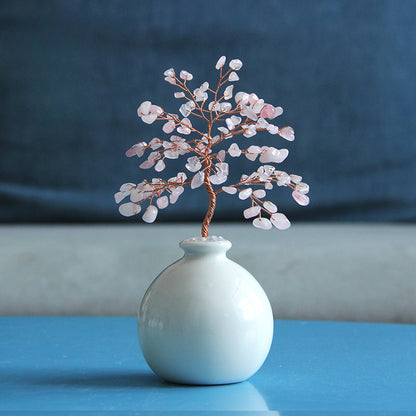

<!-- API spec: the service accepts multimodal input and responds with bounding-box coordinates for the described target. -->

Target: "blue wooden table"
[1,317,415,414]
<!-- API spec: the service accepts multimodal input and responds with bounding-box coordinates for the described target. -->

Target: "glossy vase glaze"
[138,236,274,385]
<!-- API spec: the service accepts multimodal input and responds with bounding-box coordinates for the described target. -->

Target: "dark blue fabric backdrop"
[1,0,416,223]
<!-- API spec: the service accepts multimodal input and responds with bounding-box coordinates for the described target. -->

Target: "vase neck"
[179,236,232,257]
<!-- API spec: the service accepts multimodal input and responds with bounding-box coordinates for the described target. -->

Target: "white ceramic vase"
[137,236,274,385]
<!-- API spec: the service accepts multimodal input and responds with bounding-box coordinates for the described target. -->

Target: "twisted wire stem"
[201,160,216,238]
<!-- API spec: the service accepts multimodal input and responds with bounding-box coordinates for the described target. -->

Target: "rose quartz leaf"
[114,191,128,204]
[155,159,166,172]
[295,182,310,194]
[292,191,309,206]
[140,159,155,169]
[156,196,169,209]
[217,150,226,162]
[141,114,158,124]
[263,201,278,213]
[222,186,237,195]
[290,174,302,184]
[210,174,227,185]
[180,70,193,81]
[271,213,291,230]
[142,205,158,223]
[279,126,295,141]
[137,101,151,116]
[119,202,140,217]
[164,68,175,77]
[191,171,204,189]
[260,104,275,119]
[216,56,226,70]
[229,59,243,70]
[244,206,261,219]
[163,120,176,134]
[239,188,252,200]
[252,217,272,230]
[229,72,239,82]
[120,183,135,192]
[228,143,241,157]
[272,106,284,118]
[292,190,310,206]
[253,189,266,199]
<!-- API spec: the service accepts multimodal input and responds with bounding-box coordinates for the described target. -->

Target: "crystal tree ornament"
[115,56,310,236]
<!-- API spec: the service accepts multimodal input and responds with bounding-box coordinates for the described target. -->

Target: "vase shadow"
[15,369,270,410]
[20,369,169,389]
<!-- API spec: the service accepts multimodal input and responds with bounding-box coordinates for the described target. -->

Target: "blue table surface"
[0,317,415,414]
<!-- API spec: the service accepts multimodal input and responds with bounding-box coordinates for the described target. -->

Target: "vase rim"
[179,236,232,252]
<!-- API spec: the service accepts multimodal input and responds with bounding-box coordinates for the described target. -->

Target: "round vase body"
[138,236,274,385]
